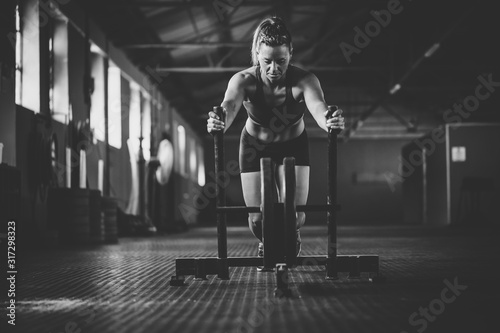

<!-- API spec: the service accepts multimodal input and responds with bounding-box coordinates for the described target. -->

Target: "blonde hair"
[251,16,292,66]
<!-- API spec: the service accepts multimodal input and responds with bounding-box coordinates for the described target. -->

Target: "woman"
[207,16,345,257]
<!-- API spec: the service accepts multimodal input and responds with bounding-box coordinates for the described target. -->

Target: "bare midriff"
[244,115,305,143]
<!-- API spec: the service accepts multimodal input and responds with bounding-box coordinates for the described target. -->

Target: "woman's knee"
[248,213,263,241]
[296,212,306,229]
[248,213,262,226]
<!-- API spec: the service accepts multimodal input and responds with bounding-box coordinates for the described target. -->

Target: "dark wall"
[16,108,36,233]
[426,127,450,226]
[15,107,57,235]
[68,24,87,124]
[406,129,448,226]
[402,141,424,224]
[409,124,500,226]
[328,138,406,225]
[0,0,17,166]
[449,124,500,226]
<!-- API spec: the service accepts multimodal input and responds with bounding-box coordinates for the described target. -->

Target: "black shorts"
[239,127,310,173]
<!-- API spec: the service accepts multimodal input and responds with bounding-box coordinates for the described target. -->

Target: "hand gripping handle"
[326,105,342,135]
[210,106,224,136]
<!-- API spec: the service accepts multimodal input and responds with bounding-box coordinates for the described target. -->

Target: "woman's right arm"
[207,72,247,134]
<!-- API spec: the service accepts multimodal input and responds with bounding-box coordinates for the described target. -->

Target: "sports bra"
[243,64,305,129]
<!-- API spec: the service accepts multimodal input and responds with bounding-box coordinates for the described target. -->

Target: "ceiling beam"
[382,105,416,132]
[121,39,310,49]
[184,0,214,67]
[215,20,259,67]
[105,0,335,7]
[154,66,384,73]
[182,7,274,43]
[122,42,250,49]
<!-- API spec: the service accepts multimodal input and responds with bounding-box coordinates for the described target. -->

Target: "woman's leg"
[277,165,310,228]
[241,171,263,241]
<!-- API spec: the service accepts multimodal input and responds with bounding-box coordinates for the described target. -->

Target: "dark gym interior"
[1,0,499,332]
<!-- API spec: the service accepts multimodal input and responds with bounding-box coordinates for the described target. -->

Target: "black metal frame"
[170,106,383,291]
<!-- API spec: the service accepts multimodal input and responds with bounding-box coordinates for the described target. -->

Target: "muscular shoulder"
[228,67,258,90]
[290,65,320,89]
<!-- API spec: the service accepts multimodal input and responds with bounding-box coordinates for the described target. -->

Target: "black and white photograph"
[1,0,499,332]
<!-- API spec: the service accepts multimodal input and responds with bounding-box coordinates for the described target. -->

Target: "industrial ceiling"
[79,0,500,139]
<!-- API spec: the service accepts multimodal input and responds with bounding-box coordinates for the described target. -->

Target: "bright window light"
[189,138,197,182]
[129,81,141,158]
[108,63,122,149]
[197,144,205,186]
[15,5,22,105]
[51,19,69,124]
[141,92,151,161]
[90,46,105,142]
[177,125,186,176]
[19,1,40,112]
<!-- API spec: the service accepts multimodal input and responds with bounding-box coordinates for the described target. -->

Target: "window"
[50,17,69,123]
[177,125,186,176]
[141,92,151,161]
[129,81,141,158]
[90,43,105,142]
[108,62,122,149]
[189,138,197,182]
[17,0,40,112]
[15,5,22,105]
[197,144,205,186]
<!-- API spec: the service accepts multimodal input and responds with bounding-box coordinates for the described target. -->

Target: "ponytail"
[251,16,292,66]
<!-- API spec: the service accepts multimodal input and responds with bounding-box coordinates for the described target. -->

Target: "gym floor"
[9,225,499,333]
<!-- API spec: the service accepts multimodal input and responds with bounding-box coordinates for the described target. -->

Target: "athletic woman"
[207,16,345,257]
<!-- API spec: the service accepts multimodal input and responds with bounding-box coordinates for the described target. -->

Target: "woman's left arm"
[302,72,344,132]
